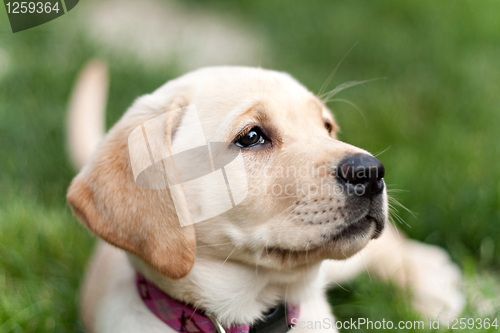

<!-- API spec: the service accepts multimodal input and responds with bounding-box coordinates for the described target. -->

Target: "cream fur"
[68,64,464,333]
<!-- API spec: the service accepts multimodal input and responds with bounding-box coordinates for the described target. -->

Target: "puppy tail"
[67,60,108,169]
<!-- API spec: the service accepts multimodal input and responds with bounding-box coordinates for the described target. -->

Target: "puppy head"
[67,66,388,279]
[179,67,388,271]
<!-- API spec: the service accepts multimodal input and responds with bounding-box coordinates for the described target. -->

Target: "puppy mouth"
[262,244,326,265]
[334,214,384,240]
[262,213,384,264]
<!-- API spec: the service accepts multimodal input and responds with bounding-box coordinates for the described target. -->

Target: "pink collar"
[135,273,299,333]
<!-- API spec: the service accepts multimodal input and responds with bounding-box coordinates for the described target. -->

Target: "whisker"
[275,204,299,220]
[331,280,351,292]
[359,251,372,284]
[326,98,366,124]
[373,146,392,158]
[189,244,239,319]
[386,188,409,194]
[221,246,238,266]
[389,195,416,219]
[321,77,386,103]
[275,195,300,200]
[317,41,359,97]
[388,201,411,229]
[300,211,316,225]
[196,242,234,248]
[328,262,352,292]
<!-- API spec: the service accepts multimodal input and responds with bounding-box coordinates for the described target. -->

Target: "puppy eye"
[325,122,333,134]
[235,127,267,148]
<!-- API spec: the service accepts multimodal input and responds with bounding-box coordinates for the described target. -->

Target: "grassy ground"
[1,0,499,332]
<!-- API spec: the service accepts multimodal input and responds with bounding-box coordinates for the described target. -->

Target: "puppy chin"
[248,223,379,272]
[325,223,377,260]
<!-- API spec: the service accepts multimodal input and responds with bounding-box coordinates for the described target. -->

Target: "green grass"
[0,195,92,332]
[1,0,500,332]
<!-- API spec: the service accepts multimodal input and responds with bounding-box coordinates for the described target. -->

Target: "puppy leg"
[322,224,465,320]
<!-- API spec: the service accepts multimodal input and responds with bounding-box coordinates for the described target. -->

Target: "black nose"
[336,154,385,198]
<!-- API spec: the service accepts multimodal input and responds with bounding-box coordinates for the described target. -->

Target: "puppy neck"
[128,253,322,326]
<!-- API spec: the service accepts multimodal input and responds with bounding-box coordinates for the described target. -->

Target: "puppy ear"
[67,100,195,280]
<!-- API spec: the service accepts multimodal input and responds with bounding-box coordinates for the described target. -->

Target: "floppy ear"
[67,100,195,280]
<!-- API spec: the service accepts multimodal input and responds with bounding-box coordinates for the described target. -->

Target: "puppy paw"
[400,241,465,321]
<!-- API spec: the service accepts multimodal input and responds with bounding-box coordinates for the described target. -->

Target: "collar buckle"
[206,313,227,333]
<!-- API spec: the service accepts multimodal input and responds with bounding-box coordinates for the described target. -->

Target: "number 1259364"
[5,2,60,14]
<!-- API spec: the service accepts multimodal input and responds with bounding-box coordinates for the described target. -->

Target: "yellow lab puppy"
[67,63,463,333]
